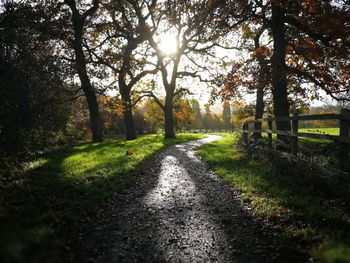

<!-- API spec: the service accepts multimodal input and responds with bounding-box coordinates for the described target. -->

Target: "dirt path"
[71,135,290,262]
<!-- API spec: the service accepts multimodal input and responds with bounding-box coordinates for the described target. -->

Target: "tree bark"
[123,106,137,140]
[271,2,291,144]
[164,94,175,139]
[253,29,267,139]
[119,84,137,140]
[67,1,103,142]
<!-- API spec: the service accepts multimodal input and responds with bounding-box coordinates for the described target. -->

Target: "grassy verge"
[0,133,205,263]
[198,133,350,263]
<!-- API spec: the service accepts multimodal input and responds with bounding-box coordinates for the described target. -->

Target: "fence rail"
[244,113,349,123]
[242,108,350,171]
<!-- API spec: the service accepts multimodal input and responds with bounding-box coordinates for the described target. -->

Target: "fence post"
[292,112,299,156]
[268,116,272,148]
[339,108,350,170]
[243,123,248,144]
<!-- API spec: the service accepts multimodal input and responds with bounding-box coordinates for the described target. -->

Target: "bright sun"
[158,33,178,55]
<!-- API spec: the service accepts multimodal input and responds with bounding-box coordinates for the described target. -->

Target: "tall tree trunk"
[271,3,291,144]
[120,84,137,140]
[69,4,103,142]
[164,94,175,139]
[73,31,103,142]
[253,29,267,139]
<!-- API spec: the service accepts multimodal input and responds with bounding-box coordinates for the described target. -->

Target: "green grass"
[260,127,339,144]
[298,128,340,144]
[0,133,205,263]
[198,133,350,263]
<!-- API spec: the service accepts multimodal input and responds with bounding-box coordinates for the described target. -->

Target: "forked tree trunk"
[118,38,139,140]
[271,3,291,145]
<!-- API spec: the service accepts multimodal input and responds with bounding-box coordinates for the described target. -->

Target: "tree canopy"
[1,0,349,155]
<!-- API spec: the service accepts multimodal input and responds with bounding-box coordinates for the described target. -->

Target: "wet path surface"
[72,135,289,262]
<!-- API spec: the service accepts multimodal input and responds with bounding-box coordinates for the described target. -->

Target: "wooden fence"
[242,108,350,171]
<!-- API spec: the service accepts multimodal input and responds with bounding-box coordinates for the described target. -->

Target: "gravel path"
[71,135,290,262]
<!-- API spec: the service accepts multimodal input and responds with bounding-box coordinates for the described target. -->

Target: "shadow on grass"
[0,133,205,263]
[72,135,295,262]
[198,136,350,260]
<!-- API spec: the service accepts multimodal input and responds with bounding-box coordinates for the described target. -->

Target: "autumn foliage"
[221,0,350,124]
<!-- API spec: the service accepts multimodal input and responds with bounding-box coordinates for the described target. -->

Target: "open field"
[299,128,340,136]
[298,128,340,144]
[257,127,339,145]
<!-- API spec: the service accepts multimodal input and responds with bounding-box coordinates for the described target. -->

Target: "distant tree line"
[99,97,233,135]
